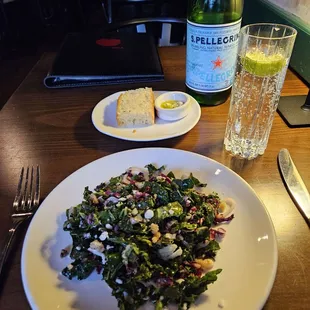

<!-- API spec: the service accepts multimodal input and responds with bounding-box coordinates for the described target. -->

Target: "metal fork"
[0,166,40,276]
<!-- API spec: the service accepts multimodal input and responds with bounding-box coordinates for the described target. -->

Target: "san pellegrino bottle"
[186,0,244,106]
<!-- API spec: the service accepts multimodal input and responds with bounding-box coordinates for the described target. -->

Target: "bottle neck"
[187,0,243,24]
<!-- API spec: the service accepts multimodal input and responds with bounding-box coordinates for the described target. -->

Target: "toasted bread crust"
[116,93,124,127]
[150,89,155,124]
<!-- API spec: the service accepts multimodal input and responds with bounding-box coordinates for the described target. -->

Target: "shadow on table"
[40,213,210,309]
[73,107,262,177]
[73,109,191,153]
[194,139,225,159]
[194,138,263,176]
[219,147,264,175]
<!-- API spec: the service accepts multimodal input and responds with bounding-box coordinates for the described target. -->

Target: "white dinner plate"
[91,91,201,141]
[22,148,277,310]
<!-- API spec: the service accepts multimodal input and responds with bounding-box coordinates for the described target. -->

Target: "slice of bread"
[116,87,155,127]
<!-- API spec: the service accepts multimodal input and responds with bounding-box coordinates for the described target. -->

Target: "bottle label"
[186,19,241,93]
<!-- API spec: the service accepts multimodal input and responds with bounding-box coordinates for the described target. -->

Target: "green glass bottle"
[186,0,244,106]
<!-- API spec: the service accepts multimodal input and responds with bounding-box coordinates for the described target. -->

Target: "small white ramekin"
[155,91,191,121]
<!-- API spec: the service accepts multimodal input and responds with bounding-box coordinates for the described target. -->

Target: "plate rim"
[21,147,278,310]
[91,91,201,142]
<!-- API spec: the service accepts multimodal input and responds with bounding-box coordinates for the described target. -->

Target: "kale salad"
[62,164,234,310]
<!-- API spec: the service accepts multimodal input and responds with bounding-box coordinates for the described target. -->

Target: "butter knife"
[278,148,310,226]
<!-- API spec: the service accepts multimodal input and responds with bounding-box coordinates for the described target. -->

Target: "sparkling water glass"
[224,23,297,159]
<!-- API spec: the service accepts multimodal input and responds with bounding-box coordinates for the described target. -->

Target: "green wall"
[243,0,310,84]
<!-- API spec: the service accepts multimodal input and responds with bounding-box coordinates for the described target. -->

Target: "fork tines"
[13,166,40,212]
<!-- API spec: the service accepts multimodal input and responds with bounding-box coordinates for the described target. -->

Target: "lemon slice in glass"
[241,51,286,77]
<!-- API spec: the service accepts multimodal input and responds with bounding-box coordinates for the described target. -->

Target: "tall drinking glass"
[224,23,297,159]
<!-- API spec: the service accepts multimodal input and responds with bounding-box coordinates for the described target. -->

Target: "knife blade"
[278,148,310,226]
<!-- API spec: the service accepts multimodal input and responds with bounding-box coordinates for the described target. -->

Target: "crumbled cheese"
[89,240,104,252]
[99,231,109,241]
[83,232,91,239]
[168,209,174,215]
[105,224,113,230]
[158,244,183,260]
[169,247,183,259]
[75,246,81,251]
[115,278,123,284]
[106,245,114,250]
[105,196,119,205]
[67,264,74,270]
[88,242,105,262]
[144,209,154,219]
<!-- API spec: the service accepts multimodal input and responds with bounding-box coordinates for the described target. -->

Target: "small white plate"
[21,148,277,310]
[91,91,201,141]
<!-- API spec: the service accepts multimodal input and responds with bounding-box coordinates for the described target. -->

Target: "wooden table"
[0,46,309,310]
